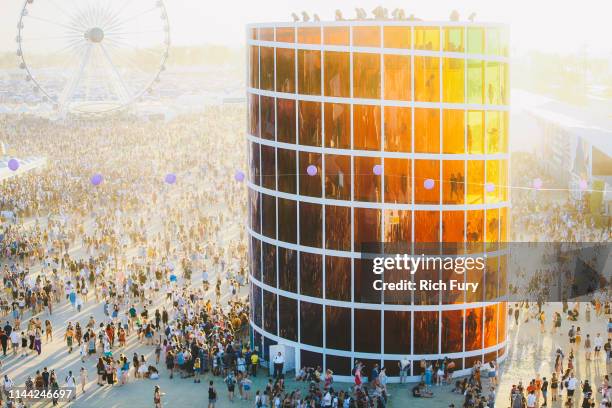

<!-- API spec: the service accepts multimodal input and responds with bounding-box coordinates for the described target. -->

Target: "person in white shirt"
[526,390,537,408]
[399,357,410,384]
[10,331,20,356]
[566,374,577,402]
[594,333,604,359]
[272,352,284,379]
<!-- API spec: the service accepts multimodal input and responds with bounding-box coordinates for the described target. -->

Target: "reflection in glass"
[261,96,275,140]
[277,98,296,143]
[354,207,382,248]
[353,53,380,99]
[414,159,440,204]
[300,251,323,297]
[298,50,321,95]
[443,58,465,103]
[467,160,484,204]
[300,301,323,346]
[326,306,351,350]
[443,109,465,154]
[384,26,410,48]
[262,242,277,287]
[442,160,465,204]
[325,256,351,301]
[384,209,411,243]
[413,311,439,354]
[250,236,261,281]
[298,27,321,44]
[324,103,350,148]
[355,309,381,352]
[252,283,262,327]
[354,156,381,202]
[261,193,276,238]
[384,158,411,203]
[467,111,484,153]
[299,152,322,197]
[249,189,260,233]
[384,311,411,354]
[414,211,439,242]
[467,60,484,104]
[353,105,381,150]
[299,202,322,248]
[263,290,277,335]
[276,48,295,93]
[353,26,380,47]
[299,101,322,146]
[442,211,464,243]
[441,310,464,353]
[278,247,297,293]
[260,145,276,190]
[324,51,350,97]
[248,94,259,137]
[325,154,351,200]
[414,108,440,153]
[249,141,260,186]
[277,198,297,244]
[260,47,274,91]
[444,27,464,52]
[415,57,439,102]
[276,27,294,43]
[325,205,351,251]
[384,106,411,152]
[248,46,258,88]
[324,26,349,45]
[277,148,296,194]
[384,55,410,101]
[414,27,440,50]
[278,296,297,341]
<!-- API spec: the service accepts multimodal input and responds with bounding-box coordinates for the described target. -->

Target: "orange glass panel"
[486,160,500,203]
[497,303,506,343]
[353,104,381,151]
[384,26,411,48]
[298,100,322,146]
[465,307,483,350]
[324,103,350,148]
[466,210,484,243]
[260,95,275,140]
[324,154,351,200]
[353,26,380,47]
[444,27,464,52]
[276,98,295,143]
[467,268,484,302]
[259,28,274,41]
[299,151,322,197]
[260,47,274,91]
[248,46,259,88]
[384,54,410,100]
[298,50,321,95]
[324,26,349,45]
[486,208,499,244]
[276,48,295,93]
[353,53,381,99]
[414,211,439,242]
[442,160,464,204]
[442,309,464,352]
[325,205,351,251]
[466,160,484,204]
[354,156,381,202]
[484,305,497,348]
[414,108,440,153]
[298,27,321,44]
[249,28,257,40]
[248,93,259,137]
[414,159,440,204]
[414,56,439,102]
[384,106,411,152]
[276,27,295,42]
[384,158,411,204]
[384,209,411,242]
[442,211,464,242]
[467,111,484,153]
[443,109,464,153]
[324,51,350,97]
[414,27,440,50]
[354,208,382,248]
[413,311,439,354]
[500,207,508,243]
[443,58,464,103]
[486,111,501,154]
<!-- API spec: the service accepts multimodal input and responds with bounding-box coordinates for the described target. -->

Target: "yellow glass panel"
[501,112,508,152]
[384,26,411,48]
[384,55,410,101]
[276,27,295,42]
[353,105,381,150]
[467,59,484,104]
[499,27,510,57]
[500,160,509,202]
[442,58,464,103]
[443,110,464,154]
[414,27,440,50]
[324,26,349,45]
[485,61,502,105]
[467,111,484,154]
[486,28,501,55]
[414,108,440,153]
[384,106,411,152]
[485,111,501,154]
[353,26,381,47]
[467,160,484,204]
[486,160,500,203]
[467,27,484,54]
[500,64,509,105]
[353,53,381,99]
[414,56,439,102]
[298,27,321,44]
[444,27,464,52]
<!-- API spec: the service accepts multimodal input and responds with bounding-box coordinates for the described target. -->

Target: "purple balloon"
[485,183,495,193]
[90,174,103,186]
[234,170,245,182]
[306,165,317,176]
[373,164,382,176]
[165,173,177,184]
[533,178,543,190]
[424,178,435,190]
[7,158,19,171]
[579,179,588,190]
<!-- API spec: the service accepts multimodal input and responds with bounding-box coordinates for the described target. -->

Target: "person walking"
[208,380,217,408]
[153,385,164,408]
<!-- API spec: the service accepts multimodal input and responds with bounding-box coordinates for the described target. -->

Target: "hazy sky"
[2,0,612,56]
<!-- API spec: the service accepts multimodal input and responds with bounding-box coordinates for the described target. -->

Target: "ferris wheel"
[16,0,170,114]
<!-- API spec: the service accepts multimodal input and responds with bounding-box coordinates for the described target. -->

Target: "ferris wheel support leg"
[59,44,93,113]
[99,43,132,105]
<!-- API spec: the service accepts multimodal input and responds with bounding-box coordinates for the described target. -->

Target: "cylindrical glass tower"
[247,20,509,381]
